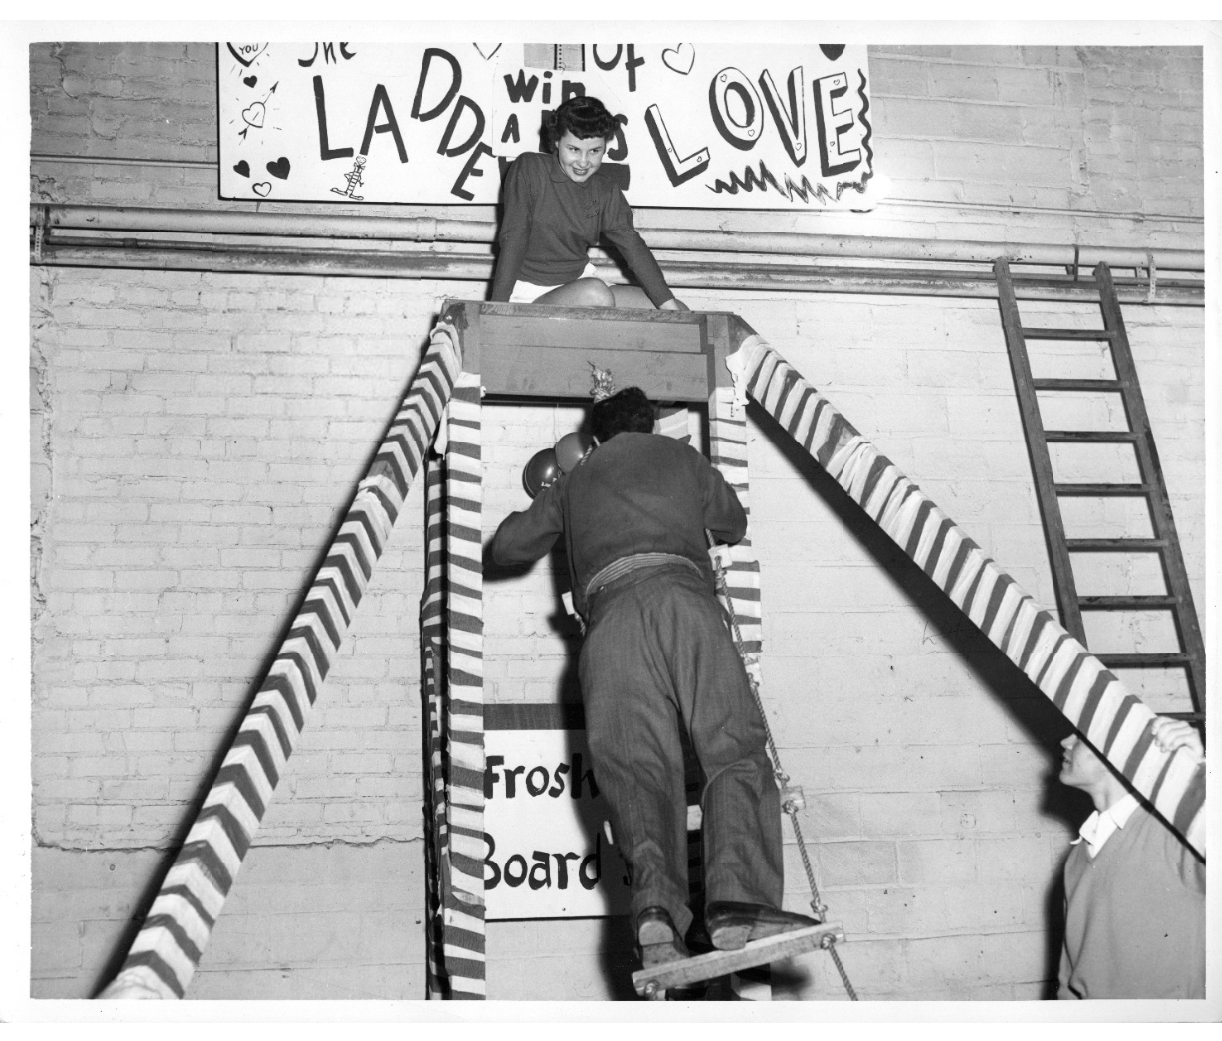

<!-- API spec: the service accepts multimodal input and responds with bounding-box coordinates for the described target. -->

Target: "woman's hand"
[660,298,690,311]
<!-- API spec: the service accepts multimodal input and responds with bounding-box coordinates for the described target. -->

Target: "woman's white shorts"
[508,261,601,303]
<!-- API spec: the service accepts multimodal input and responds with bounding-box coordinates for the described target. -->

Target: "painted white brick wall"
[28,41,1204,1001]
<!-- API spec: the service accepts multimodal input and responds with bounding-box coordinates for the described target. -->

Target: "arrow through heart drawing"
[241,102,265,129]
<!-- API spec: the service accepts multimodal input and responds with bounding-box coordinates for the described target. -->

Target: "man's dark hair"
[544,96,616,149]
[592,387,655,443]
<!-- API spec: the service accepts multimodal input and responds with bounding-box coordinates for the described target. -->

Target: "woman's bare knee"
[573,278,616,307]
[610,284,655,309]
[535,278,615,307]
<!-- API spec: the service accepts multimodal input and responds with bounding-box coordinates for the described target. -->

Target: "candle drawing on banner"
[483,727,632,920]
[217,42,873,209]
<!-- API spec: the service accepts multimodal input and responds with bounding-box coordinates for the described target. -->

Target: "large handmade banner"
[217,42,872,208]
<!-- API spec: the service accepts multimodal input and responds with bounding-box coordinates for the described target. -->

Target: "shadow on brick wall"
[750,401,1092,997]
[90,329,441,998]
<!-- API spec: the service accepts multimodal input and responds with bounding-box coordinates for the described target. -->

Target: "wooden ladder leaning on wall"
[994,260,1205,727]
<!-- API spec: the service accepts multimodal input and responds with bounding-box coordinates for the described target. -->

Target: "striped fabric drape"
[432,373,488,998]
[98,324,463,999]
[731,331,1205,858]
[421,450,448,995]
[708,387,763,659]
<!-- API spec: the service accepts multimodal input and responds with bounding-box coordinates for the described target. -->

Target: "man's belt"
[585,552,703,600]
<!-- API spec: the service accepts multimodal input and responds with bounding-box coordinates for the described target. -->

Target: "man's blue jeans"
[579,562,783,939]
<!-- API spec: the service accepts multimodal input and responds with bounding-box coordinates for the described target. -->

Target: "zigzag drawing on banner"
[856,69,873,173]
[834,68,875,204]
[707,161,834,205]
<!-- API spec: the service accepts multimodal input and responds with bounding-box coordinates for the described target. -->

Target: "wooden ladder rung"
[1043,430,1137,443]
[1097,652,1192,667]
[1066,538,1166,551]
[1054,482,1150,496]
[1078,594,1177,609]
[1032,378,1125,392]
[1021,327,1115,341]
[994,260,1205,721]
[631,923,845,998]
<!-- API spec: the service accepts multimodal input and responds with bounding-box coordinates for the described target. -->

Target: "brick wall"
[29,42,1204,245]
[28,40,1204,1001]
[868,45,1203,231]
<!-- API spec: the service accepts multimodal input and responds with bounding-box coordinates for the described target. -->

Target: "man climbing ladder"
[489,385,819,974]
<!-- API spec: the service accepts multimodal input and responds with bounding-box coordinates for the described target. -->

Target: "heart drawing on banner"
[243,75,257,88]
[266,157,291,180]
[226,43,268,68]
[820,44,845,61]
[233,160,250,177]
[472,43,502,61]
[252,182,272,197]
[662,43,695,76]
[241,102,266,129]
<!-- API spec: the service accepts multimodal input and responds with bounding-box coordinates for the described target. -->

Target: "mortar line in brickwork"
[31,154,216,170]
[36,836,422,853]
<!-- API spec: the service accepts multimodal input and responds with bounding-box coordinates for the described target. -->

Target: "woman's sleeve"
[490,157,534,302]
[599,187,675,307]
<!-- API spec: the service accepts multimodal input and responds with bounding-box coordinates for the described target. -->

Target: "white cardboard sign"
[483,727,632,920]
[217,42,872,208]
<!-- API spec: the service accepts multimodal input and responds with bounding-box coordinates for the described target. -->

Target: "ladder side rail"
[994,259,1086,641]
[1094,263,1207,713]
[725,320,1205,858]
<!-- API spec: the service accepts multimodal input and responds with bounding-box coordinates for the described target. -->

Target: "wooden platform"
[440,300,749,403]
[631,922,846,999]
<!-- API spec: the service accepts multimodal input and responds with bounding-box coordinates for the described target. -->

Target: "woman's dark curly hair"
[544,95,617,150]
[592,387,655,443]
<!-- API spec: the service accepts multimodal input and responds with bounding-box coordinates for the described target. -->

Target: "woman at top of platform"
[489,95,689,311]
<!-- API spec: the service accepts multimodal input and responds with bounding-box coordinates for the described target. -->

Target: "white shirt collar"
[1070,793,1140,858]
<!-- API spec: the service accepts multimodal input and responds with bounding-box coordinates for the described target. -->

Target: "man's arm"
[490,480,565,565]
[700,455,747,545]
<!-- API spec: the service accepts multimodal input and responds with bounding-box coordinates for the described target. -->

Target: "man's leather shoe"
[636,906,689,969]
[705,900,821,951]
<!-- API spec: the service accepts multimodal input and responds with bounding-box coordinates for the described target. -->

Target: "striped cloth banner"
[730,331,1206,858]
[98,323,464,999]
[433,374,488,998]
[421,450,449,996]
[654,403,691,443]
[708,387,763,659]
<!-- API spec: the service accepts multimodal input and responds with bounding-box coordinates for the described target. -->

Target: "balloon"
[522,447,560,499]
[555,431,590,473]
